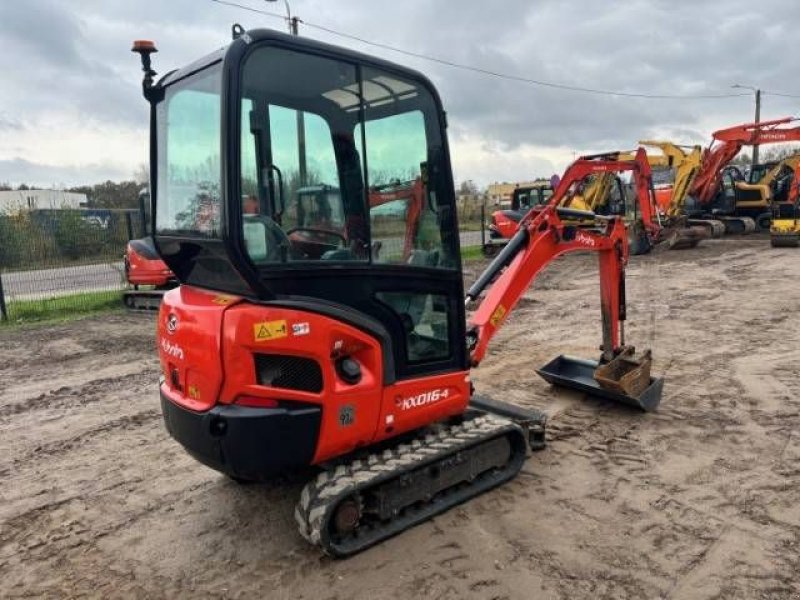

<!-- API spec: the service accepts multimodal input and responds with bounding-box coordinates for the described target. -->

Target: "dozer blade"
[771,233,800,248]
[537,351,663,412]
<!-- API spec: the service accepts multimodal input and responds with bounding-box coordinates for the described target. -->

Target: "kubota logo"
[396,388,450,410]
[574,231,597,247]
[166,313,178,334]
[160,338,184,360]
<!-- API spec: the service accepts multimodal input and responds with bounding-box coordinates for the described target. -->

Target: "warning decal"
[489,304,507,327]
[253,320,288,342]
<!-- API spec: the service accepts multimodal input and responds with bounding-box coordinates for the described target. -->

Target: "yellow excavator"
[767,155,800,246]
[738,152,800,231]
[636,141,726,238]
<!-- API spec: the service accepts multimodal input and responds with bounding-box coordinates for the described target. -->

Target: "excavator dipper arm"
[466,204,628,367]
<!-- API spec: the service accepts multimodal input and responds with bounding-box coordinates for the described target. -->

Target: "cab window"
[156,65,222,237]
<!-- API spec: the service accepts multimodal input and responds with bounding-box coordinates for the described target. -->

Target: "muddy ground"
[2,236,799,599]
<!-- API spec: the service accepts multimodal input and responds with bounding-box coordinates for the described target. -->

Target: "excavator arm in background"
[558,148,704,252]
[637,141,703,217]
[635,141,726,239]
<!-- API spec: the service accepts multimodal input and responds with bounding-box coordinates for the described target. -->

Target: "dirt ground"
[2,235,799,599]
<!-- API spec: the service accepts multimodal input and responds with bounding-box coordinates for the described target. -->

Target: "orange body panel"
[491,212,519,240]
[158,286,470,466]
[654,187,673,213]
[125,242,174,287]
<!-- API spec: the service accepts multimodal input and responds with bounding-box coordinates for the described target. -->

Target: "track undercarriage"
[123,289,166,311]
[295,409,541,557]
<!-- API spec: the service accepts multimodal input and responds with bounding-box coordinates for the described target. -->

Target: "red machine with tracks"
[687,117,800,233]
[123,189,176,310]
[133,29,663,557]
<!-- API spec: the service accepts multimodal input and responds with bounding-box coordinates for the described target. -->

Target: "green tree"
[53,210,106,260]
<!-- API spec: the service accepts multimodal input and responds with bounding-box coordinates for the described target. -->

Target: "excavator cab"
[145,30,467,382]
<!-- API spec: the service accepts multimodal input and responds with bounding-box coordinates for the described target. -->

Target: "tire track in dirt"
[0,371,155,420]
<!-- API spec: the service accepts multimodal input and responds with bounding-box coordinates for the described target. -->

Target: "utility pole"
[733,84,762,168]
[267,0,306,186]
[753,88,762,167]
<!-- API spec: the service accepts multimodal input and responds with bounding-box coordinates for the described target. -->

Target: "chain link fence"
[0,202,486,323]
[0,209,143,322]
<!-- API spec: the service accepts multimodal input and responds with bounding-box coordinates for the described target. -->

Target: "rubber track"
[294,414,525,557]
[123,291,164,312]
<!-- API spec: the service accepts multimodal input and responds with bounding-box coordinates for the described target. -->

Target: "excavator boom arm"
[692,117,800,204]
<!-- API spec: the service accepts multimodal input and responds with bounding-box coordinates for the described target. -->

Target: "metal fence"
[0,204,486,323]
[0,209,143,322]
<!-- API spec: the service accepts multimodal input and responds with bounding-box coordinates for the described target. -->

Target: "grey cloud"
[3,0,800,185]
[0,158,129,188]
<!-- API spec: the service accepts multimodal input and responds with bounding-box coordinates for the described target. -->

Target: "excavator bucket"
[664,225,709,250]
[537,348,663,411]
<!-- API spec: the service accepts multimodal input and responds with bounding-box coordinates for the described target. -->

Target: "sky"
[1,0,799,189]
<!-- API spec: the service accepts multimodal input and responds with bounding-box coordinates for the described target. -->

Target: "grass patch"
[460,245,485,263]
[2,290,124,325]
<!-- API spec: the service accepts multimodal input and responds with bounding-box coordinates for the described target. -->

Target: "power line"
[210,0,751,101]
[763,90,800,99]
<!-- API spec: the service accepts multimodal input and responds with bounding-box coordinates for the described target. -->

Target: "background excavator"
[635,141,726,239]
[482,182,552,255]
[487,148,702,255]
[133,28,663,557]
[123,189,176,310]
[767,156,800,246]
[687,117,800,233]
[735,152,800,230]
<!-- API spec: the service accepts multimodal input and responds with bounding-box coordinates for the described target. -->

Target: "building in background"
[487,181,548,208]
[0,189,88,213]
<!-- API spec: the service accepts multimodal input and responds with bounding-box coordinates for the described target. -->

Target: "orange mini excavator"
[123,189,176,310]
[133,28,663,557]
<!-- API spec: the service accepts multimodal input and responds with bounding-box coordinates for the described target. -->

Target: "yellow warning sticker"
[489,304,507,327]
[212,294,237,305]
[253,319,288,342]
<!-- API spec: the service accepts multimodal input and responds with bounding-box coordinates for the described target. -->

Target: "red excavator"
[123,189,176,310]
[687,117,800,233]
[133,28,663,557]
[483,182,552,256]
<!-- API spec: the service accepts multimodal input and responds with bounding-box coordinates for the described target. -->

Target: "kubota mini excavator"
[123,189,177,310]
[133,28,663,557]
[687,117,800,233]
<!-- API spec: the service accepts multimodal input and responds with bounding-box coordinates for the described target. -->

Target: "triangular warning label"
[253,320,288,342]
